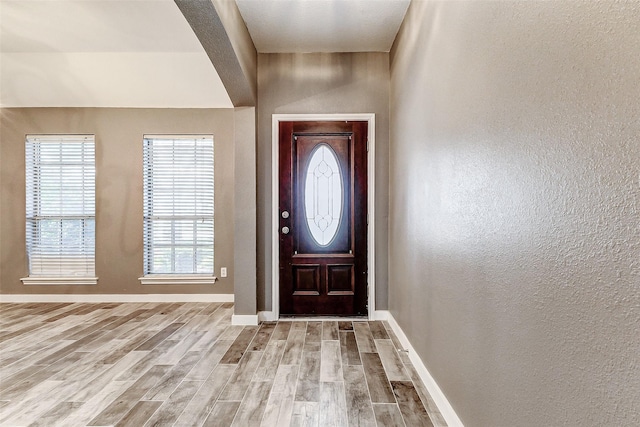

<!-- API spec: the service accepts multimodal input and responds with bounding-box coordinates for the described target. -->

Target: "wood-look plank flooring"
[0,303,447,427]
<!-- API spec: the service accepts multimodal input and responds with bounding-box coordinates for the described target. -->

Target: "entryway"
[272,115,375,318]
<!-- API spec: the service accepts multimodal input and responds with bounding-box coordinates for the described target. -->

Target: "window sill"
[21,277,98,286]
[138,275,217,285]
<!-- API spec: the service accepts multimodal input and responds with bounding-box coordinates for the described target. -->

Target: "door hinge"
[366,138,369,152]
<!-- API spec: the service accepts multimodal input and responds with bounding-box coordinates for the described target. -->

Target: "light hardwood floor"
[0,302,447,427]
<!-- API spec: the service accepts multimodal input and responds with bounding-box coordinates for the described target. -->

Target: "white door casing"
[270,113,376,319]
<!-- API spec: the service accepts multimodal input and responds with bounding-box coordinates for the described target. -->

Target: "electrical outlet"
[220,267,227,278]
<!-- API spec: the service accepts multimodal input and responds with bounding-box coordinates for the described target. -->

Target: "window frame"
[21,134,98,286]
[139,135,216,285]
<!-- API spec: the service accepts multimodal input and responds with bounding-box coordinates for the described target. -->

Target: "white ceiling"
[0,0,232,108]
[236,0,410,53]
[0,0,410,108]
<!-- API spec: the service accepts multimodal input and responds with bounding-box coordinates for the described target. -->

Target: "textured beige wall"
[257,52,390,311]
[0,108,235,295]
[233,107,257,314]
[390,1,640,426]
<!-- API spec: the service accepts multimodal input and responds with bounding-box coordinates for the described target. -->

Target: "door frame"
[271,113,376,319]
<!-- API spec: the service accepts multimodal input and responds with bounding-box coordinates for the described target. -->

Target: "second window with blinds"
[140,135,215,285]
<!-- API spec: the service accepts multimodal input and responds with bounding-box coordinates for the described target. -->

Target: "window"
[22,135,96,285]
[304,144,343,246]
[141,135,214,282]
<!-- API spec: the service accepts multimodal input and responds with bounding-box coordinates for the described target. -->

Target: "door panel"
[279,121,368,316]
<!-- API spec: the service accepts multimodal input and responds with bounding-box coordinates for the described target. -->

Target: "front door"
[279,121,368,316]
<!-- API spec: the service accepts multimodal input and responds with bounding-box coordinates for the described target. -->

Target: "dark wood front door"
[279,121,368,316]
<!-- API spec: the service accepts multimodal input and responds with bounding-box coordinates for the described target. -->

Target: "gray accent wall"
[0,108,235,296]
[257,52,390,312]
[389,1,640,426]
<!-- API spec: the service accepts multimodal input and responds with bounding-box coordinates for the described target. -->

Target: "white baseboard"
[231,314,259,325]
[0,294,234,303]
[385,311,464,427]
[371,310,390,321]
[258,311,277,322]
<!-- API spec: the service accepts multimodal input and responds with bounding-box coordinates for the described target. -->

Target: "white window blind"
[143,136,214,275]
[25,135,96,277]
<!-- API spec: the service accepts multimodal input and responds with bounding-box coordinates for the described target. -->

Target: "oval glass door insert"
[304,144,343,246]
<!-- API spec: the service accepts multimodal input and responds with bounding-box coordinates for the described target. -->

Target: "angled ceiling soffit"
[175,0,257,107]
